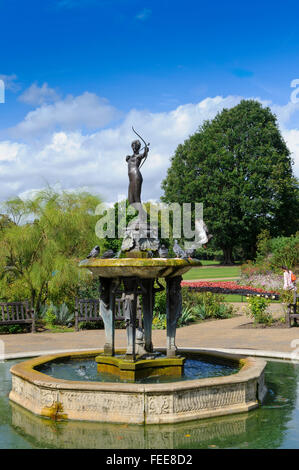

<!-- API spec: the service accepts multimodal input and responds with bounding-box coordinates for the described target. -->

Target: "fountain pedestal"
[79,258,201,360]
[95,354,185,381]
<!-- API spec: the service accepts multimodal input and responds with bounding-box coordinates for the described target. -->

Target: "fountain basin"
[9,349,267,425]
[79,258,201,279]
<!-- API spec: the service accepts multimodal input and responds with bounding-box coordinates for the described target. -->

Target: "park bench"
[75,297,142,331]
[286,288,299,327]
[0,301,35,332]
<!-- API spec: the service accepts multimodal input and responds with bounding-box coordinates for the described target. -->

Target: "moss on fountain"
[79,257,202,279]
[95,354,185,381]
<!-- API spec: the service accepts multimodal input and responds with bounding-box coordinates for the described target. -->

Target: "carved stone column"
[99,277,116,356]
[123,277,138,360]
[140,279,154,353]
[166,276,182,357]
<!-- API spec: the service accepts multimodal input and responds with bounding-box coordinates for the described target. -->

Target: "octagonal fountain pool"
[1,358,299,449]
[9,349,266,425]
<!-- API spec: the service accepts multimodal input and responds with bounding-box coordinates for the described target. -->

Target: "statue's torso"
[127,154,142,175]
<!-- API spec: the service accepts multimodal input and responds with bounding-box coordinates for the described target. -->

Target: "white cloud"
[272,100,299,126]
[282,129,299,177]
[0,74,20,92]
[10,91,120,138]
[271,100,299,175]
[19,82,60,106]
[0,141,26,162]
[0,93,298,204]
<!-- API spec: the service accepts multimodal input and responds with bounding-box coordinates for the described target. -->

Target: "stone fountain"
[9,130,267,424]
[79,132,202,379]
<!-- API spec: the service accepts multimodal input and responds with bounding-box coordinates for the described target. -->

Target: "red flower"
[181,280,279,296]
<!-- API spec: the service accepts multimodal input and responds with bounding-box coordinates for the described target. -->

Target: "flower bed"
[181,280,279,300]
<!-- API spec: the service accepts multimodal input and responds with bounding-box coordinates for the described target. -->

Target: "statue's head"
[131,140,141,153]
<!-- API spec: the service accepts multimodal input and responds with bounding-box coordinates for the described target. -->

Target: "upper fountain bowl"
[79,258,201,278]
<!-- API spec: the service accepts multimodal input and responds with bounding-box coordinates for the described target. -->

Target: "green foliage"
[152,288,234,329]
[78,320,104,330]
[181,289,234,320]
[54,303,74,325]
[242,233,299,276]
[0,188,104,312]
[42,302,74,326]
[0,324,26,334]
[194,246,223,261]
[246,296,273,324]
[177,307,197,327]
[161,100,299,263]
[279,289,298,305]
[152,281,167,329]
[270,236,299,271]
[152,313,167,330]
[153,283,167,315]
[44,309,57,326]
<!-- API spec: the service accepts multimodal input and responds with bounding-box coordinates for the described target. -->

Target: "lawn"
[183,265,241,280]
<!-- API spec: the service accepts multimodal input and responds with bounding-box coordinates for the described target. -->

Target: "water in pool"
[1,359,299,448]
[35,355,239,383]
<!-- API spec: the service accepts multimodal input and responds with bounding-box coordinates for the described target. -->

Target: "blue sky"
[0,0,299,203]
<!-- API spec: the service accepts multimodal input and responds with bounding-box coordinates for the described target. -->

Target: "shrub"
[182,288,234,320]
[194,247,223,261]
[55,303,74,326]
[41,302,74,326]
[246,296,273,324]
[153,285,166,316]
[0,324,27,334]
[152,285,234,329]
[78,320,104,330]
[177,307,197,327]
[44,309,57,326]
[152,313,166,329]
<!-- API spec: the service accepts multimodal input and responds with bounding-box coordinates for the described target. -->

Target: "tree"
[0,188,104,311]
[161,100,299,264]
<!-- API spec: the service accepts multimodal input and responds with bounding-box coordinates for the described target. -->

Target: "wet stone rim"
[9,349,267,425]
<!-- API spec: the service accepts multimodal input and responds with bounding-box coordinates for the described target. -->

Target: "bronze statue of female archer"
[126,128,150,205]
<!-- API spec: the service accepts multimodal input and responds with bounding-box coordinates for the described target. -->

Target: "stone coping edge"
[170,347,299,362]
[3,346,298,362]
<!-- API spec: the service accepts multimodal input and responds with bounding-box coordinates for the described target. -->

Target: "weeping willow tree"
[0,188,104,312]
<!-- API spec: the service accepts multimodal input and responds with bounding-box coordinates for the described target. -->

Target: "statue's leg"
[141,279,154,352]
[99,277,115,356]
[166,276,182,357]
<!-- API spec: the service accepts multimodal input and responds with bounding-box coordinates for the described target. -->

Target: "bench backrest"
[0,301,33,323]
[75,297,142,324]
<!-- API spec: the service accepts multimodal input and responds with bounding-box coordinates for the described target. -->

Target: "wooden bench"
[286,288,299,327]
[0,301,35,332]
[75,297,142,331]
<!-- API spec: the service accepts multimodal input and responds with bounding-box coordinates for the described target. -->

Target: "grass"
[183,265,240,280]
[42,324,75,333]
[222,294,244,302]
